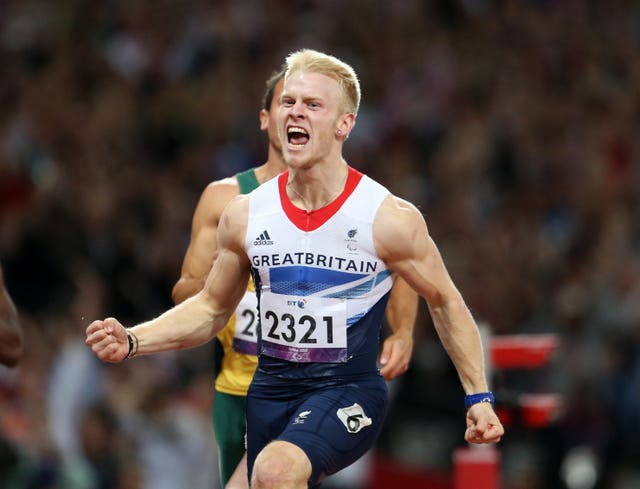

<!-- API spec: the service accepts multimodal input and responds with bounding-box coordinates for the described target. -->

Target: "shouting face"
[277,71,352,169]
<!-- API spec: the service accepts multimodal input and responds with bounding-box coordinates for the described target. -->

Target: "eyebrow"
[280,92,324,104]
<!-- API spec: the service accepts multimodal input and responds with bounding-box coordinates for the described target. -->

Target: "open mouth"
[287,126,309,147]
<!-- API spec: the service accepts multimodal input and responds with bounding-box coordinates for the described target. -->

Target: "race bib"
[232,290,259,355]
[259,291,348,363]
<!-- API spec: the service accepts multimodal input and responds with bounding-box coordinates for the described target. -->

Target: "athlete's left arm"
[379,276,417,380]
[374,195,503,444]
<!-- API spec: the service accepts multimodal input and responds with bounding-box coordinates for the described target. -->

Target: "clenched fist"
[85,317,129,363]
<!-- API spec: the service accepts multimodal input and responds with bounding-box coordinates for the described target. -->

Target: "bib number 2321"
[259,292,348,363]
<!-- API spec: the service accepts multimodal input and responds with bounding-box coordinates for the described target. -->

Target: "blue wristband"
[464,392,495,409]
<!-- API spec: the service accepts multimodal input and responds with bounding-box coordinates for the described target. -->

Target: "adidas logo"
[253,230,274,246]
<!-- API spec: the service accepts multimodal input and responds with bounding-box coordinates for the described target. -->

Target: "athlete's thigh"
[245,388,296,478]
[279,377,388,486]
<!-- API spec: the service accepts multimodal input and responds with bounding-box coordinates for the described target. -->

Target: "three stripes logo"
[253,230,274,246]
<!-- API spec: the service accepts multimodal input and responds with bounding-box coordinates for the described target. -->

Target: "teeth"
[288,127,308,135]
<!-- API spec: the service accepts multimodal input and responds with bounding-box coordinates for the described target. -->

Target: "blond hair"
[284,49,361,117]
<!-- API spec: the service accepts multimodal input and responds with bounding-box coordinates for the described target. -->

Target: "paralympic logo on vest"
[251,252,378,273]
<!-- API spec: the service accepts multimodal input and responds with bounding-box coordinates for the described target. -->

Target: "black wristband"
[464,392,495,409]
[125,330,138,359]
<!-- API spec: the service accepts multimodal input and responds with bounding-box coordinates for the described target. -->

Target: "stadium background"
[0,1,639,488]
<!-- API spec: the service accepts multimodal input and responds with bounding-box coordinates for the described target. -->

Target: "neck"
[286,162,348,211]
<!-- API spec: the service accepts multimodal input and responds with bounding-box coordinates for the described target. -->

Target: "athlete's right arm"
[172,179,238,304]
[86,195,251,363]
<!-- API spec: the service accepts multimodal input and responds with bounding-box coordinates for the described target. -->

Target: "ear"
[259,109,269,131]
[336,113,355,138]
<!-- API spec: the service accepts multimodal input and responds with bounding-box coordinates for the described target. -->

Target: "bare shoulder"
[374,195,429,262]
[222,192,250,214]
[217,194,250,251]
[376,195,427,234]
[198,176,241,217]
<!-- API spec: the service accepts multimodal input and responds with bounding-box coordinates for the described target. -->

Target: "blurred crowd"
[0,1,639,488]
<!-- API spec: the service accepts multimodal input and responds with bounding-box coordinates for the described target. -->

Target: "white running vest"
[245,171,393,363]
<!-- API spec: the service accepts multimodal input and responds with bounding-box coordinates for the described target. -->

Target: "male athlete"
[172,69,417,488]
[86,49,503,489]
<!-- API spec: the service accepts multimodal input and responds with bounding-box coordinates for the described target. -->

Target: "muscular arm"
[375,196,487,394]
[172,179,239,304]
[87,196,251,362]
[0,264,23,367]
[379,277,417,380]
[374,196,502,444]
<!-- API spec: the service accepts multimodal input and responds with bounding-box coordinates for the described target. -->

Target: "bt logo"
[286,299,307,308]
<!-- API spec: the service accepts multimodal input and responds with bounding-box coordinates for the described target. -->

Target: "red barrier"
[370,456,452,489]
[518,393,562,428]
[453,446,500,489]
[489,334,559,369]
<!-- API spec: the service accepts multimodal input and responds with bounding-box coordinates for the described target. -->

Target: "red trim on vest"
[278,166,363,231]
